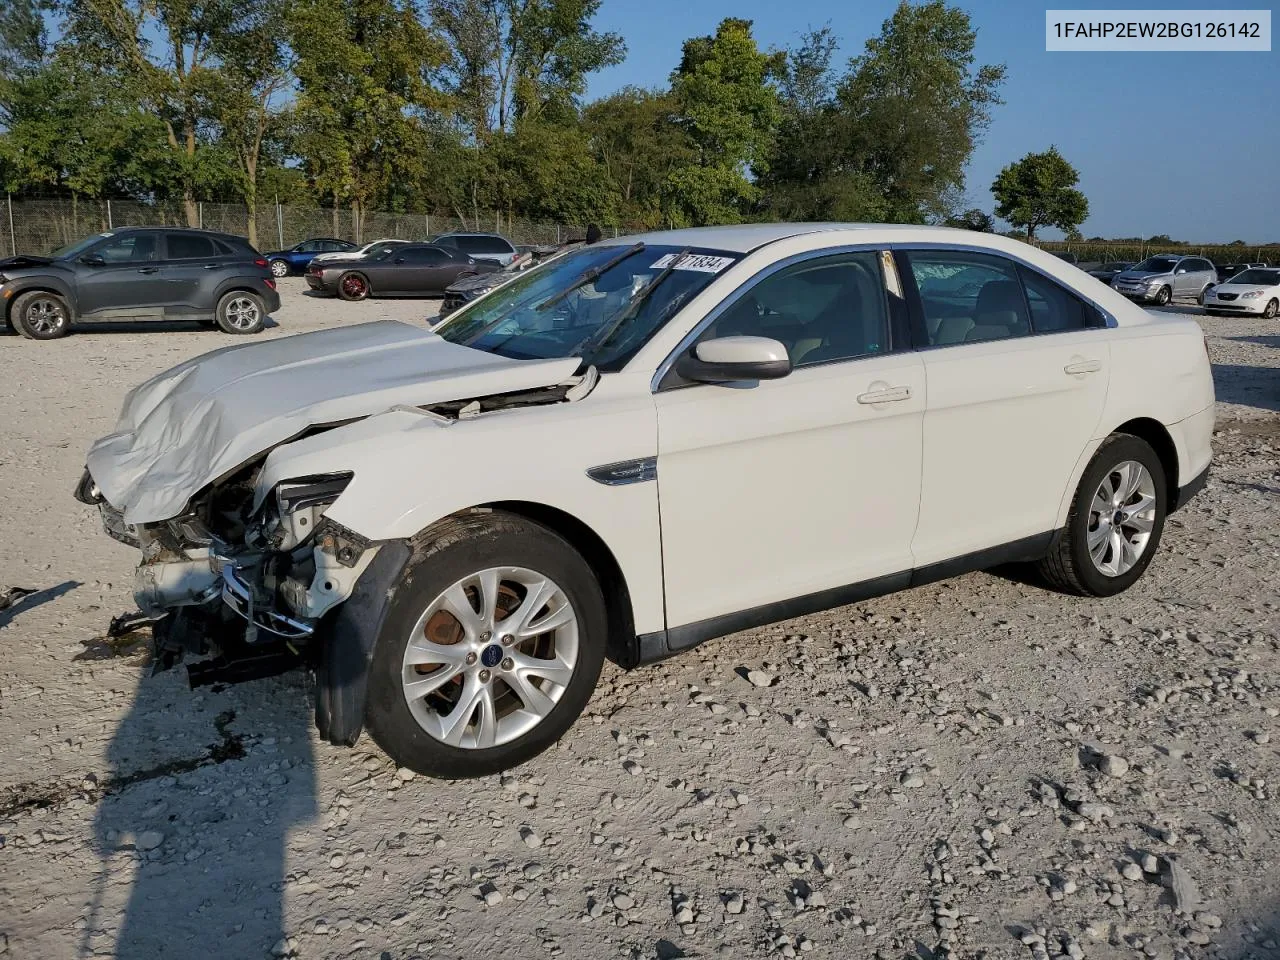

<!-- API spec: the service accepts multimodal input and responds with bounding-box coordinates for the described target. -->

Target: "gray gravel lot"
[0,283,1277,960]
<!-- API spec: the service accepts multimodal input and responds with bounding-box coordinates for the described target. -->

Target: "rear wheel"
[11,291,71,340]
[1265,298,1278,319]
[1154,285,1172,306]
[269,259,289,278]
[214,291,266,334]
[338,271,370,301]
[1037,434,1167,596]
[364,512,607,778]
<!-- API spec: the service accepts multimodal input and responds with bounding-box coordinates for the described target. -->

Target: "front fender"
[5,275,77,321]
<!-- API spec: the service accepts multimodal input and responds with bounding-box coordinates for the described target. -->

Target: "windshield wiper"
[573,247,691,359]
[535,242,646,312]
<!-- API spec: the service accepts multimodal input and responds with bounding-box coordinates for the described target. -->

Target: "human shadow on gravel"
[87,662,317,959]
[1227,335,1280,348]
[1211,364,1280,413]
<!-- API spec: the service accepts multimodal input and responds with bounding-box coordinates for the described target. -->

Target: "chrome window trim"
[889,241,1121,331]
[649,242,891,394]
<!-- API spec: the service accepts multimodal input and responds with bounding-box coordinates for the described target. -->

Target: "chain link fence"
[0,196,606,256]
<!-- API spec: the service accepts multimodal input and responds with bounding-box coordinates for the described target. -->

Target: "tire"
[214,291,266,335]
[11,290,72,340]
[338,271,370,301]
[1197,285,1212,306]
[269,259,290,278]
[1037,434,1168,597]
[364,511,607,779]
[1265,298,1278,320]
[1154,285,1172,306]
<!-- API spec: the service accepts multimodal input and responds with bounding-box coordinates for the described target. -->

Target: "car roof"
[603,222,990,254]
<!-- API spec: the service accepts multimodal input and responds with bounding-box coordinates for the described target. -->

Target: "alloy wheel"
[1087,460,1157,577]
[223,297,260,330]
[270,260,289,277]
[401,566,579,749]
[24,297,66,335]
[341,275,367,299]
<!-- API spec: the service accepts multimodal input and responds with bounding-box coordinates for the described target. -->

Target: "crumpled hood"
[86,319,581,524]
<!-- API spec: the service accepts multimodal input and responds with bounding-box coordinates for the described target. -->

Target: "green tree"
[837,0,1004,222]
[991,146,1089,241]
[666,17,783,225]
[945,208,995,232]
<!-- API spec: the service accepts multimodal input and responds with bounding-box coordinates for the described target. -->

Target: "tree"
[837,0,1005,223]
[666,18,783,225]
[991,146,1088,241]
[945,208,994,232]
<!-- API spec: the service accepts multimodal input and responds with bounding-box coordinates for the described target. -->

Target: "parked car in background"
[1216,262,1265,283]
[1202,267,1280,318]
[1112,254,1217,305]
[438,250,537,318]
[306,243,498,300]
[1086,261,1134,285]
[264,238,356,277]
[1052,251,1080,265]
[432,232,519,266]
[311,238,412,266]
[77,223,1213,778]
[0,226,279,340]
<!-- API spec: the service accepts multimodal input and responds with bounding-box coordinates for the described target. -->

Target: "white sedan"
[77,224,1215,778]
[309,237,412,265]
[1203,267,1280,318]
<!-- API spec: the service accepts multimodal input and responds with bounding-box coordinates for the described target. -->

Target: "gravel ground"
[0,284,1277,960]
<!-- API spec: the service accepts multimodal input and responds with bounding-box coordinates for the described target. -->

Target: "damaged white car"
[77,224,1215,778]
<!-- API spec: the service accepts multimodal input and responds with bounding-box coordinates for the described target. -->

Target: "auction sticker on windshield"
[651,253,735,273]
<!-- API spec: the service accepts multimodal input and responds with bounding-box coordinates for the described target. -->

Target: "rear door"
[74,232,168,319]
[383,246,454,294]
[900,248,1112,567]
[160,232,233,316]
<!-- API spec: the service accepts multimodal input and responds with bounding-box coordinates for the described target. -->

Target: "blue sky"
[586,0,1279,242]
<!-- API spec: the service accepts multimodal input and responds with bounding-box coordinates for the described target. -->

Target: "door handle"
[856,385,912,404]
[203,263,220,270]
[1064,359,1102,375]
[136,267,159,274]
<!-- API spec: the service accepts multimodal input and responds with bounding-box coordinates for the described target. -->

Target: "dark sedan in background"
[263,238,356,277]
[305,243,498,300]
[1086,261,1135,285]
[1,226,279,339]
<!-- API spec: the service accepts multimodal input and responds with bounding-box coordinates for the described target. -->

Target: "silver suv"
[1112,254,1217,306]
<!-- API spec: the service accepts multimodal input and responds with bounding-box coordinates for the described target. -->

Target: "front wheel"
[1154,285,1172,306]
[1265,298,1278,319]
[1037,434,1167,596]
[1198,284,1212,306]
[214,291,266,334]
[364,512,607,778]
[11,291,72,339]
[269,259,290,278]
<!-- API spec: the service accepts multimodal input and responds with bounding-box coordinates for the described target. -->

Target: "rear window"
[167,233,217,259]
[453,235,515,255]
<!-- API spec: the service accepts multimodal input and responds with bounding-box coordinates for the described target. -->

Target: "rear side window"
[167,233,217,259]
[399,247,450,265]
[1018,266,1100,333]
[905,250,1030,345]
[456,235,514,255]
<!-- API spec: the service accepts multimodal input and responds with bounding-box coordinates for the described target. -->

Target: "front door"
[654,250,925,633]
[74,232,169,319]
[900,248,1111,566]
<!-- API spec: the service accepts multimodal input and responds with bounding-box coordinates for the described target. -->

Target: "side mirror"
[1176,268,1187,274]
[80,253,105,266]
[675,336,792,384]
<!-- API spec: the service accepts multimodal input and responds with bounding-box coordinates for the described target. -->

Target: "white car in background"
[310,238,412,265]
[76,224,1214,779]
[1203,267,1280,318]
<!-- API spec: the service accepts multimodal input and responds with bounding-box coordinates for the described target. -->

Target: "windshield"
[434,244,740,370]
[1231,269,1280,286]
[50,233,111,259]
[1132,257,1178,273]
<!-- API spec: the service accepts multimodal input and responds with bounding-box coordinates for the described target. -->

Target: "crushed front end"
[74,465,380,687]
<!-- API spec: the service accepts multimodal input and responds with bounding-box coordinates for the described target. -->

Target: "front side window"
[905,250,1030,345]
[698,252,889,367]
[400,247,448,265]
[95,233,160,263]
[435,244,740,370]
